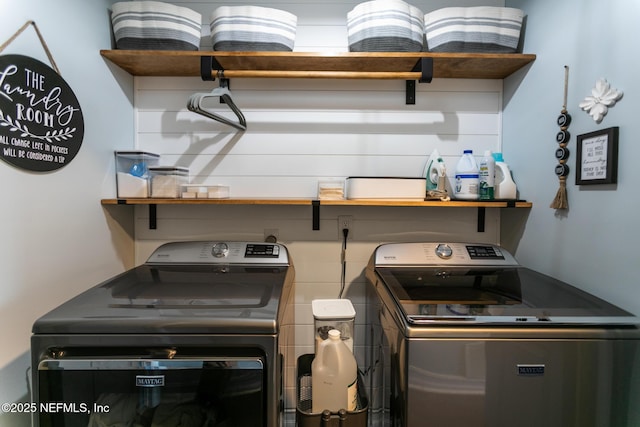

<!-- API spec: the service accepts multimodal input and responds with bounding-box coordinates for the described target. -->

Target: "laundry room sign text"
[0,54,84,172]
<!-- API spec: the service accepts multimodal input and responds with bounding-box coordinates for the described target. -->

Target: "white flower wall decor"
[579,78,623,123]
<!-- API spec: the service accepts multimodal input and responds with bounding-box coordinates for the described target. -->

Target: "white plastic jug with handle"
[311,329,358,413]
[454,150,479,200]
[492,153,517,200]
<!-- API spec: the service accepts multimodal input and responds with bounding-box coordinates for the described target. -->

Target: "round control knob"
[211,242,229,258]
[435,244,453,259]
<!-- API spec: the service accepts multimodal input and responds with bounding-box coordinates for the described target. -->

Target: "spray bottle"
[479,150,495,200]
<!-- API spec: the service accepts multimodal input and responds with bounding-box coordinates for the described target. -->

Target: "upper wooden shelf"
[100,50,536,80]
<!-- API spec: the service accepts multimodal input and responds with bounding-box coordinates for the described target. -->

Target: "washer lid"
[33,263,292,334]
[374,265,638,326]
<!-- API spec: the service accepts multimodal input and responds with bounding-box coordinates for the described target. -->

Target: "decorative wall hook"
[579,78,623,123]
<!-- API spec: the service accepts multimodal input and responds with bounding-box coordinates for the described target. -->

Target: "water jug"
[311,329,358,413]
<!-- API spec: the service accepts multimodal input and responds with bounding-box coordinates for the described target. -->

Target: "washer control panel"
[146,241,289,265]
[374,242,518,266]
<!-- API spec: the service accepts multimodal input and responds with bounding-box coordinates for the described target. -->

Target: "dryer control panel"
[146,241,289,265]
[374,242,519,267]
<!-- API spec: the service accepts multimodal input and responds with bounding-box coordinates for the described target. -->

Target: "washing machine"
[31,241,295,427]
[365,242,640,427]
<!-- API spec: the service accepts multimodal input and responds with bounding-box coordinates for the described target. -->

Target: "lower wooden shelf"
[101,198,531,232]
[101,198,531,208]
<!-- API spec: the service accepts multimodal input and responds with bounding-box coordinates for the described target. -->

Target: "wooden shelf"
[101,198,532,208]
[100,50,535,80]
[101,198,532,232]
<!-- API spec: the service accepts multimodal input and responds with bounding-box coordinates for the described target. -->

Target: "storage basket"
[424,7,524,53]
[111,1,202,51]
[347,0,424,52]
[209,6,297,51]
[297,354,368,427]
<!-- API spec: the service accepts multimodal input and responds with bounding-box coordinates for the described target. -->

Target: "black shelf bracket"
[200,56,224,81]
[406,57,434,104]
[477,207,485,233]
[312,200,320,230]
[149,204,157,230]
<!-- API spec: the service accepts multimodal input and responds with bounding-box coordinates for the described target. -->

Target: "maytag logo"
[517,364,545,376]
[136,375,165,387]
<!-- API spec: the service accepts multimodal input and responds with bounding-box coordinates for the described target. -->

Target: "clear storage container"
[181,184,230,199]
[149,166,189,198]
[115,151,160,198]
[312,299,355,353]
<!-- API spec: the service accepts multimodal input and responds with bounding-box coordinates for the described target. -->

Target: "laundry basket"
[111,1,202,50]
[424,7,524,53]
[209,6,297,51]
[297,354,368,427]
[347,0,424,52]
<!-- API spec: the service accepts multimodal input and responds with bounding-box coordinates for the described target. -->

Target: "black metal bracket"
[406,57,434,104]
[477,207,485,233]
[200,56,232,104]
[312,200,320,230]
[149,204,157,230]
[200,56,224,81]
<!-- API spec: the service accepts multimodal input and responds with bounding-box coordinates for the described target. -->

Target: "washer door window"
[37,356,264,427]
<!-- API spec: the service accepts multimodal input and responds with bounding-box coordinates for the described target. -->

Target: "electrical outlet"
[337,215,353,233]
[264,229,279,243]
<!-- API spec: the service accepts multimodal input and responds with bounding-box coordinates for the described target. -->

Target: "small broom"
[550,66,571,209]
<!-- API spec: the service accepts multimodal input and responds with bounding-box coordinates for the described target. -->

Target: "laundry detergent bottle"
[492,152,517,200]
[454,150,479,200]
[311,329,358,413]
[479,150,495,200]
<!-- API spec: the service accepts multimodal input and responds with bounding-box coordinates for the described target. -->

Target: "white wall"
[131,0,508,420]
[503,0,640,317]
[0,1,133,426]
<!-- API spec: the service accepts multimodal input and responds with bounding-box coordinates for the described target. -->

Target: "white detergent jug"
[311,329,358,413]
[492,153,517,200]
[454,150,479,200]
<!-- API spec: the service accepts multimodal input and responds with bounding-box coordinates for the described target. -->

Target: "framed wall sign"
[0,54,84,172]
[575,127,619,185]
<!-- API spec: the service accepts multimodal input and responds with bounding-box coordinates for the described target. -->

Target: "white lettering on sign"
[0,54,84,172]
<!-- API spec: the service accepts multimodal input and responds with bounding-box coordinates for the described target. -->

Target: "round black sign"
[0,54,84,172]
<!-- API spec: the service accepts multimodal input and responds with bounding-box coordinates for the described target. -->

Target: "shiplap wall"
[124,0,507,423]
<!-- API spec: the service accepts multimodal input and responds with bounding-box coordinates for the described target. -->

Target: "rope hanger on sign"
[0,20,61,75]
[550,66,571,210]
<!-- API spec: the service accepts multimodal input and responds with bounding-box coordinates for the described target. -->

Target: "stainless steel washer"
[31,241,295,427]
[365,242,640,427]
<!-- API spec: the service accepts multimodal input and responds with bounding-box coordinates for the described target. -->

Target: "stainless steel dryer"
[31,241,295,427]
[365,242,640,427]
